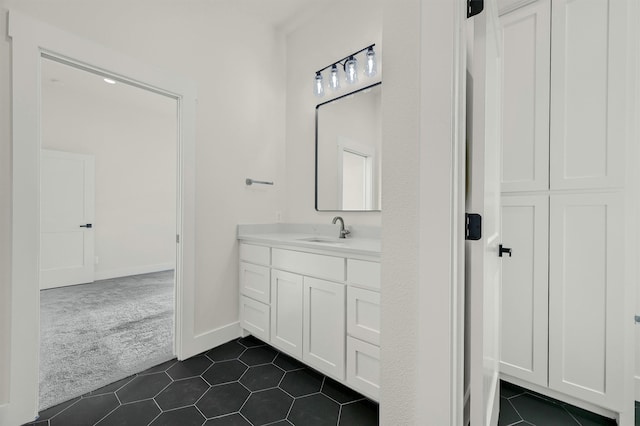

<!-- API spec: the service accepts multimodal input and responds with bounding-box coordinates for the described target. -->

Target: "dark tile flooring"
[498,380,625,426]
[24,337,637,426]
[24,336,378,426]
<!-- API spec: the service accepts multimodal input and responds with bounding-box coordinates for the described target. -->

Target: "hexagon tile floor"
[498,380,627,426]
[23,336,378,426]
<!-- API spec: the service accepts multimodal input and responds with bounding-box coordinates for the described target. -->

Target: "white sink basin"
[297,237,345,245]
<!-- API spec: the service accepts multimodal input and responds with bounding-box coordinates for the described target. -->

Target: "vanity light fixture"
[364,46,377,77]
[329,65,340,91]
[345,56,358,84]
[314,72,324,97]
[103,78,116,84]
[313,44,377,97]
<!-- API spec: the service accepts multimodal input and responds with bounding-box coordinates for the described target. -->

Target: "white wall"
[0,0,286,402]
[381,0,461,424]
[41,62,177,280]
[284,0,382,225]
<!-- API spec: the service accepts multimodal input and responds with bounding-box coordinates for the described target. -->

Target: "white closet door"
[500,0,550,192]
[549,0,627,190]
[40,150,95,289]
[548,193,624,410]
[499,195,548,387]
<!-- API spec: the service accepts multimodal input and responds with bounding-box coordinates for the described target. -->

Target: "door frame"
[5,10,196,425]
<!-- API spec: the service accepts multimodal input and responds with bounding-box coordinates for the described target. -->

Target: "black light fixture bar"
[315,44,376,74]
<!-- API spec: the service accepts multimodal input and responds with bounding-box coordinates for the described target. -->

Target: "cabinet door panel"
[303,277,346,381]
[549,193,624,410]
[550,0,626,189]
[346,336,380,401]
[347,287,380,345]
[500,195,549,387]
[271,270,303,358]
[500,0,550,192]
[347,259,380,290]
[239,262,270,304]
[240,296,270,342]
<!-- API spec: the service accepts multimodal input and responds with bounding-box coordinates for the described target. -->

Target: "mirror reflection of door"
[338,138,375,210]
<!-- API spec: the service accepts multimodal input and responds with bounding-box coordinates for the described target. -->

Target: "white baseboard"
[94,263,175,281]
[635,375,640,401]
[182,322,242,360]
[0,401,36,426]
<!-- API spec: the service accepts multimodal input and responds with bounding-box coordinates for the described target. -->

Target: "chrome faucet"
[332,216,351,239]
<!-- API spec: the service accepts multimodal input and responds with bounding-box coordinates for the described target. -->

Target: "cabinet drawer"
[240,262,270,304]
[346,336,380,401]
[347,259,380,290]
[347,287,380,345]
[239,243,270,265]
[240,296,270,342]
[272,248,345,282]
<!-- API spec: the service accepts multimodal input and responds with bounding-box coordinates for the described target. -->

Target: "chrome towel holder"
[245,178,274,186]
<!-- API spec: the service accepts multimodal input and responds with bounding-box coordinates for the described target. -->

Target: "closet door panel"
[500,0,550,192]
[499,195,548,387]
[550,0,627,190]
[548,193,624,410]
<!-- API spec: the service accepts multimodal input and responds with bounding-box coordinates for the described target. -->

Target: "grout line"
[563,406,583,426]
[146,399,163,426]
[238,411,255,426]
[505,398,525,426]
[91,396,123,426]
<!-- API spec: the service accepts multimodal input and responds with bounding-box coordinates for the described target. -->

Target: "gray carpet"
[39,270,174,410]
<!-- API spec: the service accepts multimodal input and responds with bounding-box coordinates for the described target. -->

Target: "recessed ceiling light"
[103,78,116,84]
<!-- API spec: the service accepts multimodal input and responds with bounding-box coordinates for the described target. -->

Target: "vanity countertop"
[237,223,381,258]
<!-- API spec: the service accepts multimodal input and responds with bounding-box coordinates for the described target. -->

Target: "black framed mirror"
[315,82,382,212]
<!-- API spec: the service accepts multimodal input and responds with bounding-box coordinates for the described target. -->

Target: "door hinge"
[465,213,482,240]
[176,234,180,244]
[467,0,484,18]
[635,315,640,324]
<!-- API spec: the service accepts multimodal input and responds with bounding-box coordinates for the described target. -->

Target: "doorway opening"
[38,56,179,409]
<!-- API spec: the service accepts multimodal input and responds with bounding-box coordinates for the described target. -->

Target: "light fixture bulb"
[365,47,377,77]
[314,72,324,97]
[345,56,358,84]
[103,78,116,84]
[329,65,340,90]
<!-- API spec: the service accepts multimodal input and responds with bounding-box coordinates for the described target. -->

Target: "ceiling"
[207,0,338,31]
[40,1,339,113]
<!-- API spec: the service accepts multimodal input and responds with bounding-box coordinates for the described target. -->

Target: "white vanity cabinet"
[499,0,630,416]
[238,240,381,401]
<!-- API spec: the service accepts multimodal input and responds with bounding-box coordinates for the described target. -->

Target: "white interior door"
[467,0,503,424]
[40,149,95,289]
